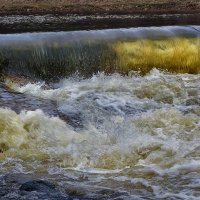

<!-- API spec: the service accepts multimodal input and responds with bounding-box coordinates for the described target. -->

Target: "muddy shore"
[0,0,200,15]
[0,1,200,33]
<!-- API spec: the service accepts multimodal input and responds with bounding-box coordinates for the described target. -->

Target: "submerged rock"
[0,82,84,129]
[19,180,56,192]
[185,97,200,106]
[0,82,57,115]
[0,173,72,200]
[19,180,70,200]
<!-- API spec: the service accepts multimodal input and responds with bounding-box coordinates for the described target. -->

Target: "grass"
[112,37,200,74]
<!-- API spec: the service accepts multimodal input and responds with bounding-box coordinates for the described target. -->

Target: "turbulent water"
[0,26,200,199]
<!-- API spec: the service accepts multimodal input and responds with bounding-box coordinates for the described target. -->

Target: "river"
[0,26,200,199]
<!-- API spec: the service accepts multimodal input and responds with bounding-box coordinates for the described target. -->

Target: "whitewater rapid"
[0,69,199,199]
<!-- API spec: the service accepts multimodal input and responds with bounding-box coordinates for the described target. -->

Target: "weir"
[0,26,200,80]
[1,24,200,199]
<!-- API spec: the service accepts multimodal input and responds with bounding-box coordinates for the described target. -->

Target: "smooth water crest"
[0,26,200,200]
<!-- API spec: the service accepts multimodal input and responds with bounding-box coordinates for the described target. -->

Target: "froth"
[3,70,200,173]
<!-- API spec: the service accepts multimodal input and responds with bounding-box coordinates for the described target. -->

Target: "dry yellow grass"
[113,37,200,74]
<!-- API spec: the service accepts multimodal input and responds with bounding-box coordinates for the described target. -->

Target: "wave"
[2,70,199,171]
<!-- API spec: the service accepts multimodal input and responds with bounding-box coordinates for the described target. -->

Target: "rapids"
[0,26,200,199]
[1,69,200,199]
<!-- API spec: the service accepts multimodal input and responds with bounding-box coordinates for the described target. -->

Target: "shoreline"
[1,9,200,16]
[0,0,200,16]
[0,1,200,33]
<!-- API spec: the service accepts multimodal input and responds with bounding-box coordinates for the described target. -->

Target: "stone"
[19,180,56,192]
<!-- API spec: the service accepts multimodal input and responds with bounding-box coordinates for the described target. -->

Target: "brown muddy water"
[0,26,200,200]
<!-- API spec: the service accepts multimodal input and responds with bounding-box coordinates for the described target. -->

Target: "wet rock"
[19,180,56,192]
[19,180,72,199]
[185,98,200,106]
[0,173,71,200]
[58,107,84,129]
[0,82,84,129]
[4,173,35,184]
[0,82,58,116]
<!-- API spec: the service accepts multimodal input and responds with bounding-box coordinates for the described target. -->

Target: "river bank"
[0,0,200,15]
[0,1,200,33]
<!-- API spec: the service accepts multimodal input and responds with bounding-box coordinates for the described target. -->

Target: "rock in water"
[19,180,72,200]
[20,180,56,192]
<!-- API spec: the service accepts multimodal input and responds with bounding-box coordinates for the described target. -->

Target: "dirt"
[0,0,200,15]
